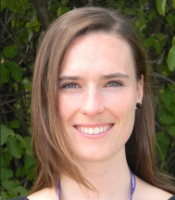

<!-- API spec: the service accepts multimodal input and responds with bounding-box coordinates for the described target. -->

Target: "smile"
[74,124,113,135]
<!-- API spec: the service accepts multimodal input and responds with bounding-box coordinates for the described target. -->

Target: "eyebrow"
[59,73,129,81]
[59,76,81,81]
[102,73,129,79]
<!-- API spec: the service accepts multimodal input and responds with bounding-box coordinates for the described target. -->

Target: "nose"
[80,87,104,116]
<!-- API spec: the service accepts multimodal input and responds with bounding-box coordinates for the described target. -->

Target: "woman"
[11,7,175,200]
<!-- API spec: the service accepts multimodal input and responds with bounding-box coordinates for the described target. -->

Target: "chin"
[74,148,123,164]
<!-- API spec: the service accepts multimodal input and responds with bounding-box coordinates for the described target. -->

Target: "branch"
[153,72,175,85]
[4,104,29,121]
[30,0,51,30]
[1,20,16,43]
[155,122,175,141]
[1,91,31,98]
[1,97,30,107]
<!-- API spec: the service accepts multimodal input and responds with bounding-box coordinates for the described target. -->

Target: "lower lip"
[74,126,113,139]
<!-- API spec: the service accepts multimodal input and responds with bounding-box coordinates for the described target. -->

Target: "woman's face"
[58,32,143,163]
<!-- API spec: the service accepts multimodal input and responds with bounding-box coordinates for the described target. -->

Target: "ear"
[136,75,144,103]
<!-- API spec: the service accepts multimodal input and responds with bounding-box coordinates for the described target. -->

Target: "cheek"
[58,93,81,121]
[103,88,137,129]
[103,88,137,110]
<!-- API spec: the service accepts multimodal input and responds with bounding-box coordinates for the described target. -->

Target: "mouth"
[74,124,114,135]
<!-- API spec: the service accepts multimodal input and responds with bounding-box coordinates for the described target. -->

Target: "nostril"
[80,101,104,116]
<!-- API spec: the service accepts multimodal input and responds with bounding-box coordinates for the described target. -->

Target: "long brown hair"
[31,7,175,193]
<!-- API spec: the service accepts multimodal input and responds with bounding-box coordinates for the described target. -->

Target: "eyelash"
[106,81,123,87]
[60,81,123,89]
[61,83,79,89]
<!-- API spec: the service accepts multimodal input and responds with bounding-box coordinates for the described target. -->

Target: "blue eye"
[106,81,122,87]
[62,83,79,89]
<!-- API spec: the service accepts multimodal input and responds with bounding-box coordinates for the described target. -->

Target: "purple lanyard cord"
[129,169,136,200]
[57,180,61,200]
[57,169,136,200]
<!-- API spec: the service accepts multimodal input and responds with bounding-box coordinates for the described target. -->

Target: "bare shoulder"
[27,187,58,200]
[135,176,173,200]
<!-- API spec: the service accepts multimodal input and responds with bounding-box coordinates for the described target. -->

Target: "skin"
[28,32,173,200]
[58,32,143,163]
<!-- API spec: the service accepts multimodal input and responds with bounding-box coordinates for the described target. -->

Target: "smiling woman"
[9,7,175,200]
[57,33,142,165]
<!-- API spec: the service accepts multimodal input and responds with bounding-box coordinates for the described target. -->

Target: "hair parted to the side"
[31,7,175,194]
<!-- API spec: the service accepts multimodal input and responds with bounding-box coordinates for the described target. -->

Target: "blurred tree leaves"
[156,0,167,16]
[168,45,175,71]
[1,0,175,198]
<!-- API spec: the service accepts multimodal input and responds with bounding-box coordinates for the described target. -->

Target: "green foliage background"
[1,0,175,199]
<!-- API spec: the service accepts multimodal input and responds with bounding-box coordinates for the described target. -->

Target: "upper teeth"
[77,125,111,135]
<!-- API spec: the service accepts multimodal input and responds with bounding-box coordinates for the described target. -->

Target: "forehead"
[60,32,135,76]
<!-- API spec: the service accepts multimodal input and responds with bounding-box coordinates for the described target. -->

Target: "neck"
[60,148,131,200]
